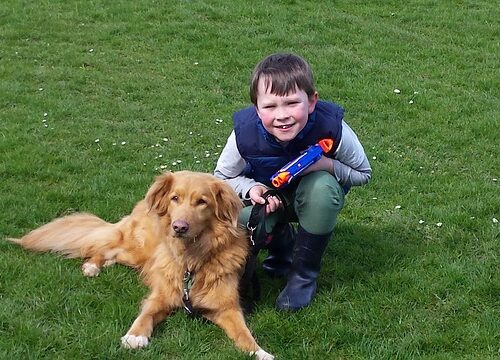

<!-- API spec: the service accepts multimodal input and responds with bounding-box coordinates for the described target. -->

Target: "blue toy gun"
[270,138,334,189]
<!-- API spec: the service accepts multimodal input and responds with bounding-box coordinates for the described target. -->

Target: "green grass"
[1,0,498,359]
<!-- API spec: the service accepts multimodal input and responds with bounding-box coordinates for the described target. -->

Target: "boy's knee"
[313,182,343,211]
[299,171,344,209]
[295,171,345,234]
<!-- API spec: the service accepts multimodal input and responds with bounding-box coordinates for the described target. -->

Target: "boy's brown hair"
[250,53,316,106]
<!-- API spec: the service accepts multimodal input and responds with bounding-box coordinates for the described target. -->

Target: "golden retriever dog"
[9,171,274,360]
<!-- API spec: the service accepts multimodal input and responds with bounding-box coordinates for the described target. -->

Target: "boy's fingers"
[264,196,282,214]
[255,197,266,205]
[270,196,281,206]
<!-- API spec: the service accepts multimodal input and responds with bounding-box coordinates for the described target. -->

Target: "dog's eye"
[171,195,179,202]
[197,198,207,205]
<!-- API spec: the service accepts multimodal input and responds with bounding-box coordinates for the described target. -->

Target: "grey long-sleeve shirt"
[215,120,372,199]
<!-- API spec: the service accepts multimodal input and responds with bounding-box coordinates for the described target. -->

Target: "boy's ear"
[308,92,319,114]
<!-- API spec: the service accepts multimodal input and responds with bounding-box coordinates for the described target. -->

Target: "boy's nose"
[275,106,289,120]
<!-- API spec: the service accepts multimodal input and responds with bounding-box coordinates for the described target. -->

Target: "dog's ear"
[210,180,242,226]
[146,172,174,214]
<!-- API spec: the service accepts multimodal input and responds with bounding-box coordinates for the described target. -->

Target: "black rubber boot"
[261,223,295,278]
[275,226,331,311]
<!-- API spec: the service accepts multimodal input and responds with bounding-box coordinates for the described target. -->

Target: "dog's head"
[145,171,243,242]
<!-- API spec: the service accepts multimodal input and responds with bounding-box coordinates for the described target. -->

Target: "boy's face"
[255,78,318,143]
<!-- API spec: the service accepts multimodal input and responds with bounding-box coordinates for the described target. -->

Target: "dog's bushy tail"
[7,213,120,259]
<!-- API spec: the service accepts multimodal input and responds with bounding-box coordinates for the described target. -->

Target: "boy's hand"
[301,155,334,175]
[248,185,282,214]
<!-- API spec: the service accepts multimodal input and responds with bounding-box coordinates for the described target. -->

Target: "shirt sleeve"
[333,121,372,187]
[214,131,265,199]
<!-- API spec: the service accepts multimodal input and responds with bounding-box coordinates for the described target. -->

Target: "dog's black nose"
[172,220,189,234]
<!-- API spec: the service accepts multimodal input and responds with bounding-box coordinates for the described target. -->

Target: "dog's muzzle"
[172,220,189,235]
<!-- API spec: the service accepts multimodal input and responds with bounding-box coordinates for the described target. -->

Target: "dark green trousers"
[239,171,345,236]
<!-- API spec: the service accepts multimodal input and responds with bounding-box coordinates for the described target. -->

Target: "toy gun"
[270,138,334,189]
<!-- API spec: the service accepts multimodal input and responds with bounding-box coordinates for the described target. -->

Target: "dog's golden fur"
[9,171,273,359]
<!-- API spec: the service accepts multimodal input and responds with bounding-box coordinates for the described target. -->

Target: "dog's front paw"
[82,262,100,277]
[121,334,149,349]
[103,259,116,267]
[252,348,275,360]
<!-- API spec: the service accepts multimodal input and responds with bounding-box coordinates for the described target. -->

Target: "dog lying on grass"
[9,171,274,360]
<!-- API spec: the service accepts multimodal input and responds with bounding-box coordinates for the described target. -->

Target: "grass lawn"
[0,1,498,359]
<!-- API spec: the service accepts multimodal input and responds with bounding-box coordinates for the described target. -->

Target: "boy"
[215,53,371,311]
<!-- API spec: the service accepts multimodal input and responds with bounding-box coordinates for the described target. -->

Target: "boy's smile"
[255,78,318,143]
